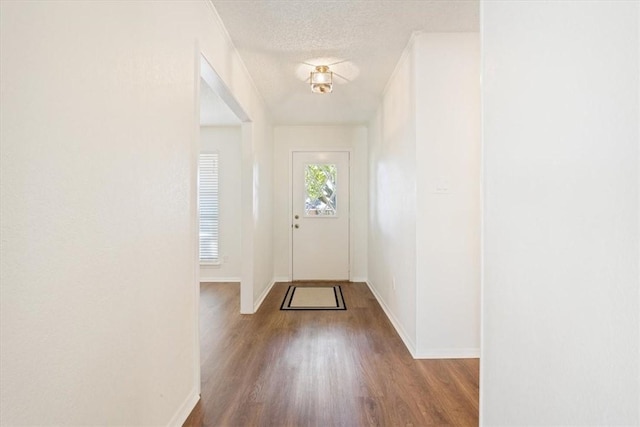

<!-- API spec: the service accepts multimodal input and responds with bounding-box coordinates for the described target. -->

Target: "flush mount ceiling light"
[310,65,333,94]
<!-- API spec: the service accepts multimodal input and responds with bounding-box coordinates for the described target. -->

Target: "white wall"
[273,126,368,281]
[250,117,274,310]
[368,45,418,351]
[0,1,272,424]
[414,33,480,357]
[200,126,242,281]
[368,34,480,358]
[481,1,639,425]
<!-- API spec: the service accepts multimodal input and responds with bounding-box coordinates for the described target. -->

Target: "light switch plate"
[436,177,449,193]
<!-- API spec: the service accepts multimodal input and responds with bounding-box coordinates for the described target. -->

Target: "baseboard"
[199,277,241,283]
[350,276,367,283]
[254,278,277,312]
[414,348,480,359]
[167,388,199,427]
[365,280,417,358]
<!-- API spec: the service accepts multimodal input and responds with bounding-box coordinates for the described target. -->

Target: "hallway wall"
[481,1,640,425]
[368,33,480,357]
[414,33,480,357]
[249,117,275,311]
[368,45,418,351]
[0,1,272,425]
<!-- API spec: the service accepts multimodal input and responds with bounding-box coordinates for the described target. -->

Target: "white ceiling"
[211,0,479,125]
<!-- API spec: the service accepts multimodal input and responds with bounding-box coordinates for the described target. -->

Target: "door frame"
[288,148,353,281]
[194,50,253,402]
[198,53,253,314]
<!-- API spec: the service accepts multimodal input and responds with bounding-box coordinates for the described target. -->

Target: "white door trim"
[288,148,353,281]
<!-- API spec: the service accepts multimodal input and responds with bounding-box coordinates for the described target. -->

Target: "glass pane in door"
[304,164,337,216]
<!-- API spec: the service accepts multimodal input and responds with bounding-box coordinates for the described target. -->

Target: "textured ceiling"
[212,0,479,125]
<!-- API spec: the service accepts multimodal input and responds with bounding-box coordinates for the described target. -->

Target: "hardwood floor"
[184,282,479,426]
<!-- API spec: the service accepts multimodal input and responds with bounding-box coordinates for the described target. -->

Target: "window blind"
[198,152,219,263]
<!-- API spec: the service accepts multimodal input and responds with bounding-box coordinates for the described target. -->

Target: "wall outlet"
[392,277,396,291]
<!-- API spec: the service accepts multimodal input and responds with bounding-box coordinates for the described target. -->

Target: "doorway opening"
[192,52,252,401]
[198,76,242,283]
[197,54,251,311]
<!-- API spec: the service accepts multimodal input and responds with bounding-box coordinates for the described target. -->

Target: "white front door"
[291,151,350,280]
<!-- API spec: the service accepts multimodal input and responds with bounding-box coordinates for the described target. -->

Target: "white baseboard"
[365,282,479,360]
[365,280,417,358]
[254,278,277,312]
[350,276,368,283]
[414,348,480,359]
[200,277,241,283]
[167,388,199,427]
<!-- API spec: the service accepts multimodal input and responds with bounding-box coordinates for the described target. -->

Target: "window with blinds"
[198,152,219,264]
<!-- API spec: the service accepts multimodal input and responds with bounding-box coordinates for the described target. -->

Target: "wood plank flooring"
[184,282,479,426]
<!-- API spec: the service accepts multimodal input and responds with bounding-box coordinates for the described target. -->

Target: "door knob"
[294,224,299,229]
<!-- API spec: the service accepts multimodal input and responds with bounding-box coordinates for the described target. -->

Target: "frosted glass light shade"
[310,66,333,94]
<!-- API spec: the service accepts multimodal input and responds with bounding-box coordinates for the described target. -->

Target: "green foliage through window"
[304,164,337,216]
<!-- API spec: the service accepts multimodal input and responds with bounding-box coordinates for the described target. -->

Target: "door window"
[304,164,337,216]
